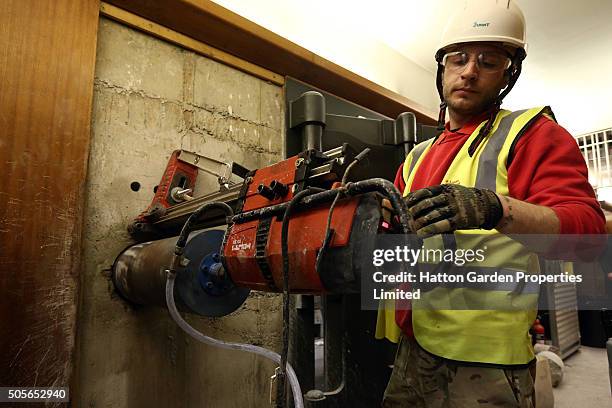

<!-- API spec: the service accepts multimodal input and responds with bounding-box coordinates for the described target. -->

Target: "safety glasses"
[441,51,512,74]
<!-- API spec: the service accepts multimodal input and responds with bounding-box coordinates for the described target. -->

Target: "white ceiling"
[214,0,612,135]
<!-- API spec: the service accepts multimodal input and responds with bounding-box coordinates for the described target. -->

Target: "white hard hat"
[438,0,527,54]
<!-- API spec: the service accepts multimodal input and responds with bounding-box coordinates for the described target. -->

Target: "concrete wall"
[77,17,283,407]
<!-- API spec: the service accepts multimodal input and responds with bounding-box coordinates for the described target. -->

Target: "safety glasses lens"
[442,51,511,73]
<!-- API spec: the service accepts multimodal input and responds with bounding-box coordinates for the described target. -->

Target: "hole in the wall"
[153,185,159,194]
[130,181,141,192]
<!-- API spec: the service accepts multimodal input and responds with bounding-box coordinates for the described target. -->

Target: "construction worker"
[380,1,605,407]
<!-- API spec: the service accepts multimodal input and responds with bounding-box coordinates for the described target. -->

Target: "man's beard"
[443,87,501,116]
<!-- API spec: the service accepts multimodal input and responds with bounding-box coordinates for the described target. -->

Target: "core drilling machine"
[111,89,423,407]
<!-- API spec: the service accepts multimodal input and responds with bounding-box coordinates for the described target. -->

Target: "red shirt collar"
[444,110,494,135]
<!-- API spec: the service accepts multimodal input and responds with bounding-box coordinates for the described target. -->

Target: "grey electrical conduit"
[165,271,304,408]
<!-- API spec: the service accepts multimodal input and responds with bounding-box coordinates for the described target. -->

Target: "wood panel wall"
[0,0,100,389]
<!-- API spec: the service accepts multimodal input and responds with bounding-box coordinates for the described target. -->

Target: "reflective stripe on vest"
[403,107,556,366]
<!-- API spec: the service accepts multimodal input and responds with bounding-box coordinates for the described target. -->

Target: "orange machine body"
[222,151,367,293]
[223,199,359,293]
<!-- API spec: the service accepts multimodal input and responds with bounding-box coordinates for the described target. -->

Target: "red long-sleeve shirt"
[394,113,605,335]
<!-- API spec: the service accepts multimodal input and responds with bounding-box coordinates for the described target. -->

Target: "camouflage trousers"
[382,335,535,408]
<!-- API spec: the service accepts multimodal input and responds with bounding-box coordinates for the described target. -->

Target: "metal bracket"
[177,150,250,190]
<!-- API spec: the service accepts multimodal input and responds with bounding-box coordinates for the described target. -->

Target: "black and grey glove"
[405,184,503,238]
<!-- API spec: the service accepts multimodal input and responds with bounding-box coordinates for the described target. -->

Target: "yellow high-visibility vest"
[375,299,401,343]
[384,107,555,366]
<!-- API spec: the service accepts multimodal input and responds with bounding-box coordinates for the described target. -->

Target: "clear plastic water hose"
[165,272,304,408]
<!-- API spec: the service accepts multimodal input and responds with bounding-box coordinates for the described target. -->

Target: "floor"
[553,346,611,407]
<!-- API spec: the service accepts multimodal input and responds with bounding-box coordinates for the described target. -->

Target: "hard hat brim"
[438,36,527,54]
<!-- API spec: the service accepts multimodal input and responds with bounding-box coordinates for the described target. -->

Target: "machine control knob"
[269,180,289,197]
[257,184,276,200]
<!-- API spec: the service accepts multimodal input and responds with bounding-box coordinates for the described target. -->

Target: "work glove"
[405,184,503,238]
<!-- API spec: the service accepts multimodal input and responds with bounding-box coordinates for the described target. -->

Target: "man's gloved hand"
[405,184,503,238]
